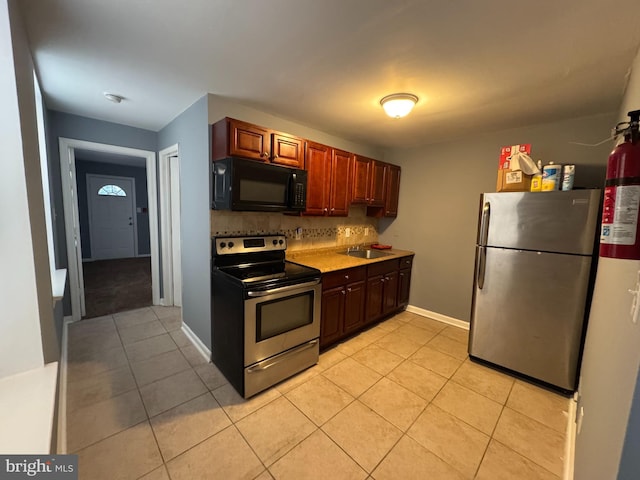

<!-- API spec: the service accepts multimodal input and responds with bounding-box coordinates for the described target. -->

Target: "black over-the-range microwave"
[212,157,307,212]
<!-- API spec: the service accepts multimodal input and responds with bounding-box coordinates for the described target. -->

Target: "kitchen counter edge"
[286,248,414,273]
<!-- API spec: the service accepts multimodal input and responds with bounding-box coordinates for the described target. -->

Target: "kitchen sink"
[341,249,393,259]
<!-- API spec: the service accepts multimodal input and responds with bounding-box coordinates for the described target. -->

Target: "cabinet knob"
[261,151,269,158]
[344,275,349,280]
[341,289,346,295]
[273,154,279,159]
[381,278,385,283]
[347,287,352,292]
[324,208,328,212]
[331,208,335,212]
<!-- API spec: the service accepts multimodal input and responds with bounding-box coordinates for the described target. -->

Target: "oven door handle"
[246,279,320,297]
[246,339,319,373]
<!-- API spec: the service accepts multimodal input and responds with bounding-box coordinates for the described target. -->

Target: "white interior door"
[87,174,137,260]
[170,155,182,307]
[159,145,182,307]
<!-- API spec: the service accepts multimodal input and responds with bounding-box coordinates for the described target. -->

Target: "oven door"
[244,279,321,366]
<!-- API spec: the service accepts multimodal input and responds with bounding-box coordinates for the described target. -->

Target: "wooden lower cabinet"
[320,286,346,348]
[320,256,414,349]
[397,256,413,308]
[343,280,366,335]
[320,267,366,348]
[364,275,384,325]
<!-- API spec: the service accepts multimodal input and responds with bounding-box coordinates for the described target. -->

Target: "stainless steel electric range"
[211,234,322,398]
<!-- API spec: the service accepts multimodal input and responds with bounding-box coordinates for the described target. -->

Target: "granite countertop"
[287,246,414,273]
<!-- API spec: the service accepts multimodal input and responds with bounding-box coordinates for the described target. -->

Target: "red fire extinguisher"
[600,110,640,259]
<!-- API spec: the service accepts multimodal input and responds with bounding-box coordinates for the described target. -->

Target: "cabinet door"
[343,280,365,335]
[321,286,345,348]
[329,149,352,216]
[304,142,331,216]
[365,275,384,324]
[369,161,386,206]
[351,156,370,204]
[228,119,270,162]
[272,133,304,168]
[383,270,399,314]
[398,267,412,308]
[384,164,401,217]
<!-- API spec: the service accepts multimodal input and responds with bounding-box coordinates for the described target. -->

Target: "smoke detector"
[103,92,124,103]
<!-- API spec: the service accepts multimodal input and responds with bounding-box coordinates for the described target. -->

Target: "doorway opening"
[158,144,182,307]
[59,138,159,320]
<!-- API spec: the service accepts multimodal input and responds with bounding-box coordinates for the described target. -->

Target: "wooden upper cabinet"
[351,155,371,204]
[212,117,304,168]
[272,133,304,168]
[304,143,351,217]
[304,141,331,216]
[352,156,385,206]
[369,161,386,206]
[384,164,401,217]
[329,149,352,216]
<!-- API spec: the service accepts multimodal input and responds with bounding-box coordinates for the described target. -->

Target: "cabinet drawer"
[399,255,414,270]
[367,259,399,277]
[323,267,366,290]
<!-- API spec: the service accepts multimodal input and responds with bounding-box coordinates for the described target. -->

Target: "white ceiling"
[18,0,640,149]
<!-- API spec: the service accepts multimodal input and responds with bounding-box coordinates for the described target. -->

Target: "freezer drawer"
[469,247,592,390]
[480,190,600,255]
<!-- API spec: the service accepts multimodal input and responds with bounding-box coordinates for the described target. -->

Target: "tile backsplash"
[210,205,378,251]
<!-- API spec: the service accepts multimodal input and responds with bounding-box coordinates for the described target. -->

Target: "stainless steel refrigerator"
[468,189,601,391]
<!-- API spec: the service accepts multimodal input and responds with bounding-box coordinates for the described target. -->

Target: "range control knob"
[273,239,278,245]
[219,242,226,249]
[278,239,284,245]
[228,241,234,249]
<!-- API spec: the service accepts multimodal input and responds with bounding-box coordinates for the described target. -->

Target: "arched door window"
[97,184,127,197]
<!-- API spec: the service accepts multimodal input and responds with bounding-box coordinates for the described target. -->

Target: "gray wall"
[619,366,640,480]
[76,159,150,258]
[379,112,616,322]
[46,110,158,314]
[158,96,210,346]
[573,47,640,480]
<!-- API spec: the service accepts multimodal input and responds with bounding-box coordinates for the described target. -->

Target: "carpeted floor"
[83,257,152,319]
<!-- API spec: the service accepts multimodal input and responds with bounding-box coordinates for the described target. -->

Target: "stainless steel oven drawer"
[243,339,319,398]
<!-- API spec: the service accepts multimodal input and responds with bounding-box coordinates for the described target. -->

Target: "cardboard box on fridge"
[496,143,533,192]
[496,169,532,192]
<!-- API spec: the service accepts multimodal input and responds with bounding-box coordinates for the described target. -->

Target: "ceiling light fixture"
[104,92,124,103]
[380,93,418,118]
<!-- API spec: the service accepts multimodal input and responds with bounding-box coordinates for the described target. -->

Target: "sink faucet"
[347,245,361,253]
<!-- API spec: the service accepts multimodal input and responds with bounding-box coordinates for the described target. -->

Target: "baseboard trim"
[57,316,73,454]
[564,394,577,480]
[405,305,470,330]
[181,323,211,362]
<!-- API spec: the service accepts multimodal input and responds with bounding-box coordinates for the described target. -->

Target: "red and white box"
[499,144,531,170]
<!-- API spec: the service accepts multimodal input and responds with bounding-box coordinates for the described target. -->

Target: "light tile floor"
[65,307,569,480]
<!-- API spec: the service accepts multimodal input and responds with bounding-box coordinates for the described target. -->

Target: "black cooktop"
[211,234,320,289]
[216,260,320,287]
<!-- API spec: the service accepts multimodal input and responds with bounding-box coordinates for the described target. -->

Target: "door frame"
[158,144,182,307]
[59,138,159,320]
[86,173,138,260]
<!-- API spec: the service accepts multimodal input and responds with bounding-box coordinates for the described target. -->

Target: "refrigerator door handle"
[479,202,490,246]
[477,246,486,289]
